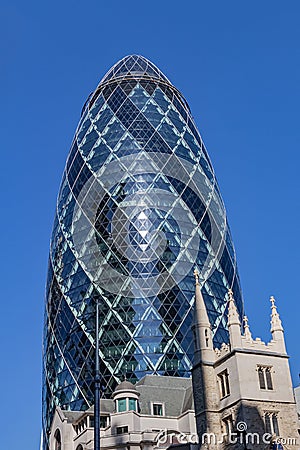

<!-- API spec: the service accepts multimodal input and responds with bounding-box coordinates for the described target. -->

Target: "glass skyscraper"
[43,55,243,444]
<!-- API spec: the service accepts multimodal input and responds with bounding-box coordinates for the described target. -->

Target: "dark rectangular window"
[266,368,273,390]
[152,403,163,416]
[272,415,279,436]
[264,413,279,436]
[258,366,273,390]
[225,372,230,395]
[100,416,108,428]
[258,367,266,389]
[222,415,233,441]
[218,370,230,398]
[265,413,272,434]
[116,426,128,435]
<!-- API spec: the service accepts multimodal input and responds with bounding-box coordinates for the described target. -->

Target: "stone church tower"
[192,269,298,449]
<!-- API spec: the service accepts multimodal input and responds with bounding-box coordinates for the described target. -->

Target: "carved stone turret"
[227,289,242,349]
[243,315,253,342]
[192,268,215,364]
[270,296,286,353]
[192,269,220,449]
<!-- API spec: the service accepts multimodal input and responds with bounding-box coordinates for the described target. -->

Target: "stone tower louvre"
[42,55,244,446]
[192,282,299,449]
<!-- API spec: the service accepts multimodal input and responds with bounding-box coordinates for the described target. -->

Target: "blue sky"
[1,1,299,448]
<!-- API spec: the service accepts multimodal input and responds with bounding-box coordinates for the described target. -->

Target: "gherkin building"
[43,55,243,443]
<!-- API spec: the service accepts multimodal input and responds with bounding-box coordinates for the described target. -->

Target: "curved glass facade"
[43,55,243,442]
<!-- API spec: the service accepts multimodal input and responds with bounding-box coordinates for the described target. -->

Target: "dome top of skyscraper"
[100,54,171,84]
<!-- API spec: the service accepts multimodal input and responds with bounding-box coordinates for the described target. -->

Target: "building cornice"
[213,347,289,368]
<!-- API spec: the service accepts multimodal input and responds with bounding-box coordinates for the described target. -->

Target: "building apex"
[270,295,276,308]
[243,315,252,341]
[100,54,171,85]
[270,295,284,333]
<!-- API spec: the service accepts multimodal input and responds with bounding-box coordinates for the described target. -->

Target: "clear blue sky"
[1,1,299,448]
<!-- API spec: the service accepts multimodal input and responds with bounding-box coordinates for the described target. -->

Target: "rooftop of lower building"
[58,374,194,424]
